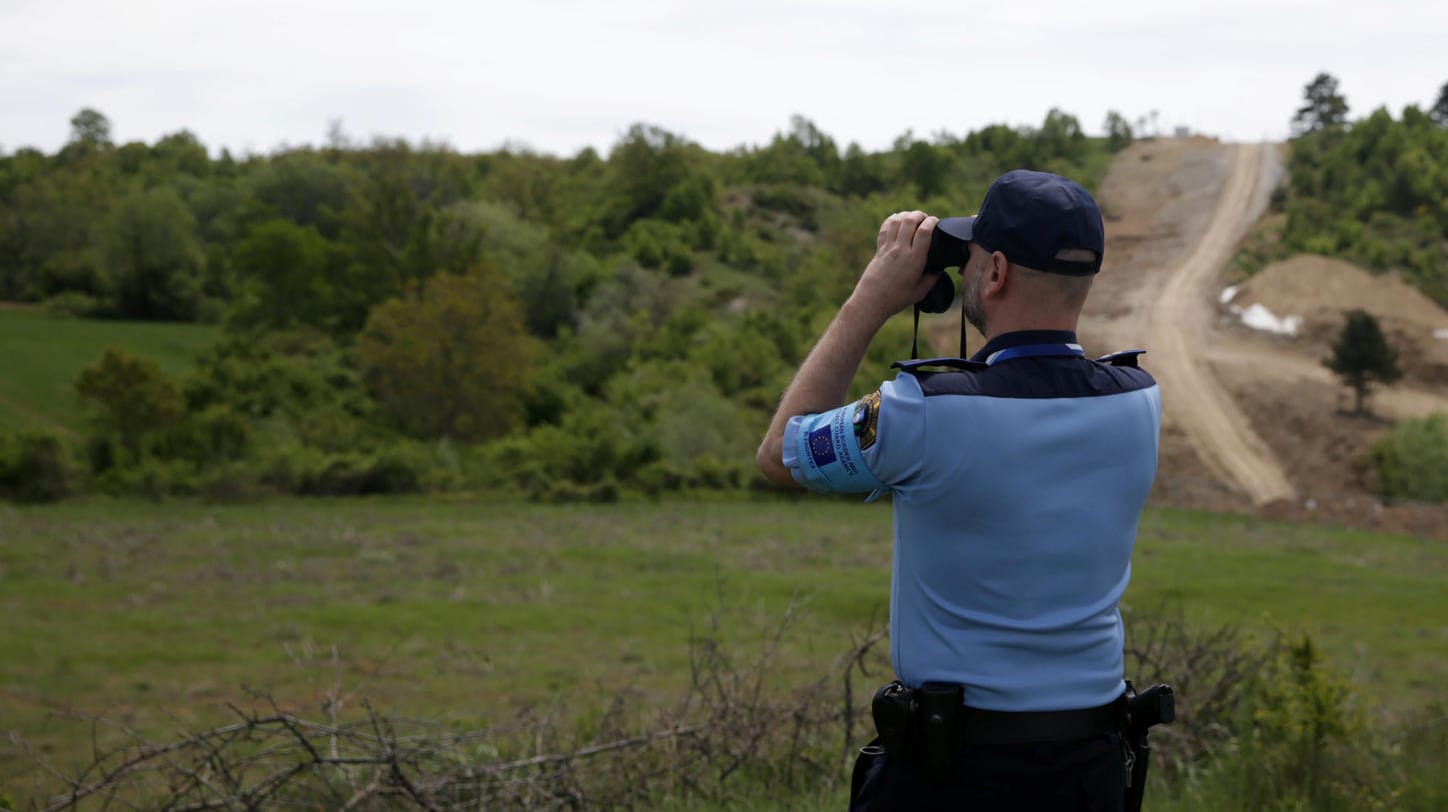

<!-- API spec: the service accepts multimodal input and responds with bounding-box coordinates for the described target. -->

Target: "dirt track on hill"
[1145,144,1295,506]
[1084,138,1448,537]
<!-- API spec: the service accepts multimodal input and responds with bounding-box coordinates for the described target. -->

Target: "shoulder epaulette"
[891,357,989,374]
[1094,350,1146,367]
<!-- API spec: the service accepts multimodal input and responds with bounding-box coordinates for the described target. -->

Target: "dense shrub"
[0,431,74,503]
[1372,414,1448,503]
[259,443,438,496]
[76,348,186,462]
[42,291,107,317]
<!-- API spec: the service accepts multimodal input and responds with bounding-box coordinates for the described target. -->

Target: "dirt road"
[1146,144,1296,505]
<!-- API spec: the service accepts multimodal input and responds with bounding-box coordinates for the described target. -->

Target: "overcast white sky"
[3,0,1447,158]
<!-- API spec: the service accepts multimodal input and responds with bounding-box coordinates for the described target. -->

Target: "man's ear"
[986,250,1010,295]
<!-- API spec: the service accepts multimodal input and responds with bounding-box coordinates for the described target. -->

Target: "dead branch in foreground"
[5,603,1258,810]
[7,597,892,812]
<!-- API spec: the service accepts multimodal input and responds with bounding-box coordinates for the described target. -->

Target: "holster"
[1123,681,1175,812]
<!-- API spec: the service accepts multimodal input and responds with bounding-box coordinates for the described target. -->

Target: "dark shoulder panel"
[915,357,1157,399]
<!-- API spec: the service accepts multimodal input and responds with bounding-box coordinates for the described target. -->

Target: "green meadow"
[0,309,219,436]
[1,497,1445,805]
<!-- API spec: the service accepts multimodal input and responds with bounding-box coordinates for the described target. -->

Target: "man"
[756,170,1161,811]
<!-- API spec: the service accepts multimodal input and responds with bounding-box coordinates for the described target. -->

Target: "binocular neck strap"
[911,305,921,360]
[911,301,970,361]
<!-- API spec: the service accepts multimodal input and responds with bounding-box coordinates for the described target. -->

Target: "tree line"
[0,107,1127,501]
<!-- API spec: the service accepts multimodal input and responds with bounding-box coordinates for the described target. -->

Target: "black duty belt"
[957,697,1125,745]
[871,680,1126,771]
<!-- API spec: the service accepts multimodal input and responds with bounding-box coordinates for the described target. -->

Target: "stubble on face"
[960,249,988,336]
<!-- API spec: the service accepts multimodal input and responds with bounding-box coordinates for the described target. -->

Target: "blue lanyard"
[986,342,1085,366]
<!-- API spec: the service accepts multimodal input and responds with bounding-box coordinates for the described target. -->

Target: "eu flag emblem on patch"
[808,426,837,467]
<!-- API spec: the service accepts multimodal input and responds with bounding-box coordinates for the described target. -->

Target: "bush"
[91,455,201,499]
[42,291,107,317]
[0,431,74,503]
[259,443,437,496]
[1372,414,1448,503]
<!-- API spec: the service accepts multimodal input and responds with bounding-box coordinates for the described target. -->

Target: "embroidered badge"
[853,391,881,450]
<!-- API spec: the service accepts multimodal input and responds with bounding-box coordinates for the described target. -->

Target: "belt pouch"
[916,682,964,783]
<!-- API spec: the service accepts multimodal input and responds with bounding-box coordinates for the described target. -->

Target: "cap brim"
[936,215,976,243]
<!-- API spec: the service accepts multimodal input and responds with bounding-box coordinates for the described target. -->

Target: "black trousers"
[849,733,1125,812]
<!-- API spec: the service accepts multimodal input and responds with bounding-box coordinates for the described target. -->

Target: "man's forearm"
[756,296,891,484]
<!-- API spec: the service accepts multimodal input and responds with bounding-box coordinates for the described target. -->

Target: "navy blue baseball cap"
[936,170,1105,276]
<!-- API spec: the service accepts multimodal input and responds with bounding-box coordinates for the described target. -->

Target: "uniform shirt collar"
[970,330,1080,364]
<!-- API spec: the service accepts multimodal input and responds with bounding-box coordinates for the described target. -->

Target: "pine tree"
[1291,73,1350,137]
[1324,309,1401,416]
[1431,80,1448,127]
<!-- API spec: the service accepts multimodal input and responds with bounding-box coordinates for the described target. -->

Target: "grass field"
[0,308,220,436]
[2,495,1446,805]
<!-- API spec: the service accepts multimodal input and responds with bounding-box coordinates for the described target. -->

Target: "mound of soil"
[1231,255,1448,389]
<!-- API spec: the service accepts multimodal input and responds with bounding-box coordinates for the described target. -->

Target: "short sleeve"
[781,372,927,497]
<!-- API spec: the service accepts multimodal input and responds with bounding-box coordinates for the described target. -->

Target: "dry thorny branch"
[6,593,892,812]
[6,601,1246,810]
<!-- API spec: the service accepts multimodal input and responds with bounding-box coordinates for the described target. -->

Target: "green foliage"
[230,218,348,331]
[69,108,113,147]
[1433,81,1448,127]
[75,347,186,460]
[605,123,708,233]
[356,265,536,442]
[1246,634,1368,797]
[3,107,1121,500]
[1104,111,1134,152]
[1292,72,1350,136]
[1372,414,1448,503]
[257,442,437,496]
[1282,99,1448,303]
[0,430,74,502]
[42,290,107,317]
[1323,309,1401,415]
[1156,632,1404,811]
[98,186,211,320]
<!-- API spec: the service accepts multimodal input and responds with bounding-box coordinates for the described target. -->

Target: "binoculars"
[916,218,971,313]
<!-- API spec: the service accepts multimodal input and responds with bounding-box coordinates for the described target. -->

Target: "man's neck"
[983,315,1080,344]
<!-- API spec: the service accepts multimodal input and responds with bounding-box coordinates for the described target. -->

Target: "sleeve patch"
[853,390,881,450]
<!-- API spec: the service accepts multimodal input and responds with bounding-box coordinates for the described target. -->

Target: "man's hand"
[847,211,941,324]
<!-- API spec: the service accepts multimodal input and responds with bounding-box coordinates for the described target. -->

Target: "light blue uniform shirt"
[783,330,1161,711]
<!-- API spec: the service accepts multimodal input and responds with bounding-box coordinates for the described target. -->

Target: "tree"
[68,108,113,148]
[1431,80,1448,127]
[1035,108,1087,163]
[605,124,698,232]
[230,219,345,331]
[97,186,207,319]
[1291,72,1350,137]
[75,348,185,459]
[355,264,536,441]
[1324,309,1400,416]
[1103,111,1134,152]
